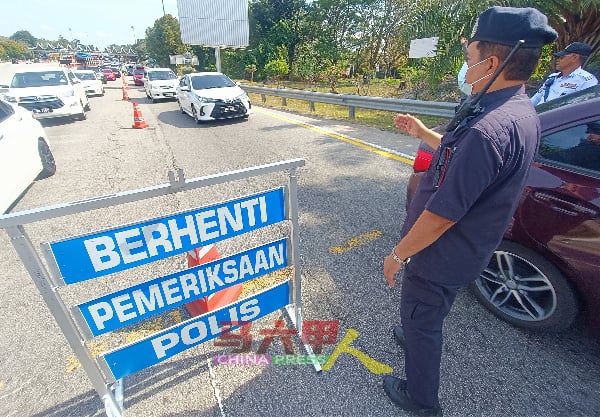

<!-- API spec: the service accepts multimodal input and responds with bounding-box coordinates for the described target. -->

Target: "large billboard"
[177,0,249,47]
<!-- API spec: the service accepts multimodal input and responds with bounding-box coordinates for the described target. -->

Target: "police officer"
[531,42,598,105]
[382,7,557,416]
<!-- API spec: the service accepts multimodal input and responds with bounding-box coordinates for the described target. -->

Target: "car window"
[148,71,177,81]
[75,72,96,81]
[11,71,68,88]
[0,100,15,123]
[539,119,600,174]
[190,75,235,90]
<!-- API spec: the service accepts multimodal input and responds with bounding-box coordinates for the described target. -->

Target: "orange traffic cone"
[121,86,130,101]
[131,102,149,129]
[184,245,243,317]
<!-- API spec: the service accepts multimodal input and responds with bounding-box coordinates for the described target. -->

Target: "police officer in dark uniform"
[381,7,558,416]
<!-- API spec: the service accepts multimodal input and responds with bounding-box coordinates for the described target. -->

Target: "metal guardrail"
[241,84,457,119]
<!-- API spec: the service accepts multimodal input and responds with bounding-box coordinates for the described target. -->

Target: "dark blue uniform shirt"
[402,85,540,285]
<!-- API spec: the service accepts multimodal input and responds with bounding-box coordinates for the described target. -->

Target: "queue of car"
[0,64,252,216]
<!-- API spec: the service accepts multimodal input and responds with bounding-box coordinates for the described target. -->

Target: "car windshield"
[191,74,235,90]
[133,70,144,76]
[75,73,96,81]
[148,71,177,81]
[102,69,113,73]
[11,71,68,88]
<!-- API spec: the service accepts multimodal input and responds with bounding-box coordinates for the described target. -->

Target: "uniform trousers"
[400,268,462,408]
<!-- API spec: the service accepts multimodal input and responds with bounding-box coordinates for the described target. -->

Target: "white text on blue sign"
[102,281,289,380]
[77,239,287,336]
[48,188,285,284]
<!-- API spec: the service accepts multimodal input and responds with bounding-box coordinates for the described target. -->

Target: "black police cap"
[554,42,593,57]
[586,122,600,135]
[470,6,557,48]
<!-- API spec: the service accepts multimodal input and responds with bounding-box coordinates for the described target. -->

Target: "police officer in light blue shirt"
[531,42,598,105]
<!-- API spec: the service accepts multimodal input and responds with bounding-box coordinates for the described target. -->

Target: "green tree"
[10,30,37,47]
[0,38,32,60]
[264,58,290,85]
[145,14,186,67]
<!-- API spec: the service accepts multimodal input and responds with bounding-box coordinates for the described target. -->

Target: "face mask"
[462,57,493,95]
[457,62,471,95]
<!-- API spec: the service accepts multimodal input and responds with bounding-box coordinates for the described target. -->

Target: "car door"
[178,76,191,112]
[0,101,41,213]
[513,118,600,297]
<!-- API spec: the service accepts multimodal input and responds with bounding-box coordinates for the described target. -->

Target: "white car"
[144,68,179,103]
[0,98,55,213]
[73,70,105,97]
[176,72,252,123]
[4,66,90,121]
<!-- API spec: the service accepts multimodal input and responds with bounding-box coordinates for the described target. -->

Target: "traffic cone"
[131,102,149,129]
[184,244,243,317]
[121,86,130,101]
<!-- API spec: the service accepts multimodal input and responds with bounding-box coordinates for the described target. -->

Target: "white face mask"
[462,57,493,95]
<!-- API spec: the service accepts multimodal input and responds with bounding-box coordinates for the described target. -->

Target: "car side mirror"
[180,85,190,91]
[0,84,9,89]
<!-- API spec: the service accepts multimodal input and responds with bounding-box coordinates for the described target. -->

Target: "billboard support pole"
[215,47,221,72]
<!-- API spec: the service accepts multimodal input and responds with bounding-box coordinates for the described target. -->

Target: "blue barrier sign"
[102,281,290,380]
[48,188,285,284]
[77,239,287,336]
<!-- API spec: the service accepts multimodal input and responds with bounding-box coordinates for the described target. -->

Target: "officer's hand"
[394,113,426,139]
[383,255,402,288]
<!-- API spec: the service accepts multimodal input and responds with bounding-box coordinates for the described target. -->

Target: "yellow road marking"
[330,230,383,254]
[255,107,415,165]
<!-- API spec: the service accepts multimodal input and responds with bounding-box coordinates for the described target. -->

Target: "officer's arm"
[392,209,456,261]
[530,90,542,105]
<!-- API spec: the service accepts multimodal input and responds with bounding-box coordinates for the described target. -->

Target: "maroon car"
[133,68,145,86]
[101,68,116,82]
[406,86,600,336]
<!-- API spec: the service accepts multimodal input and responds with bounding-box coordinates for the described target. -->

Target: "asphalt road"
[0,63,599,417]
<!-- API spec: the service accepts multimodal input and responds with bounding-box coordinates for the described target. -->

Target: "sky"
[2,0,180,50]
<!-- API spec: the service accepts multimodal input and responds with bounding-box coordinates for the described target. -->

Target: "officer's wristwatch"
[390,248,409,266]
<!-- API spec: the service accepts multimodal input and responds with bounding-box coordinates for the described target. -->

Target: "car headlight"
[62,89,75,98]
[236,92,249,100]
[196,95,219,103]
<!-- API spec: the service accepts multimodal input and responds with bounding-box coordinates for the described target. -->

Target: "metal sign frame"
[0,159,306,417]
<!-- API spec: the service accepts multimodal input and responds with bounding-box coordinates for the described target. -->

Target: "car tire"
[84,101,91,111]
[36,138,56,179]
[470,240,579,332]
[178,100,185,114]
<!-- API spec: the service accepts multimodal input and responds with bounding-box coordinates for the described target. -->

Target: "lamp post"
[161,0,166,16]
[131,26,136,46]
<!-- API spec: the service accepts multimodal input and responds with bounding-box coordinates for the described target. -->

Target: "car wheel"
[470,240,579,332]
[36,138,56,179]
[192,106,201,124]
[84,101,91,111]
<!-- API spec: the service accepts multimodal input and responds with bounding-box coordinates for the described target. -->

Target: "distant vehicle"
[143,68,178,102]
[132,68,145,86]
[110,67,122,78]
[73,70,104,97]
[3,66,90,121]
[176,72,252,123]
[0,97,55,213]
[101,68,117,82]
